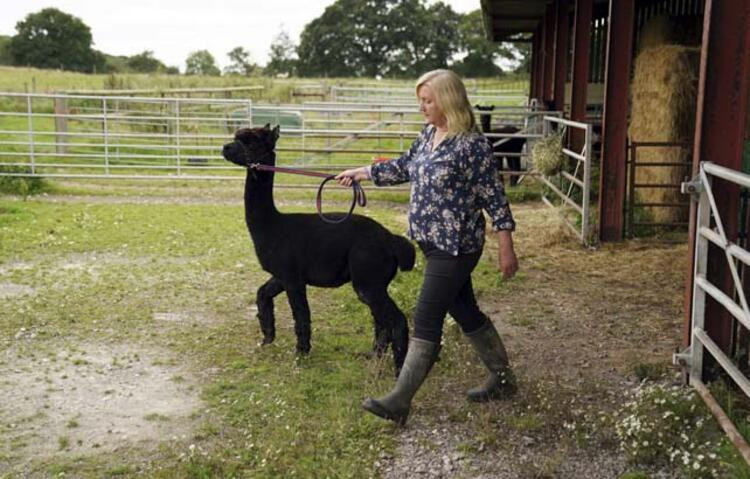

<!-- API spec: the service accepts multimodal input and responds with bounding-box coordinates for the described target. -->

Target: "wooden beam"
[570,0,593,151]
[598,0,635,242]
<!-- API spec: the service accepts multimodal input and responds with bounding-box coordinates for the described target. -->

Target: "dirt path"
[377,203,687,478]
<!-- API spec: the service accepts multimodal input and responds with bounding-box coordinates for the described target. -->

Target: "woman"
[336,69,519,425]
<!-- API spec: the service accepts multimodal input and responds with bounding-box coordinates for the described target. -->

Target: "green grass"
[0,193,526,477]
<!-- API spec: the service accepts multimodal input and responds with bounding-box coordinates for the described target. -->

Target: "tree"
[509,39,532,73]
[127,50,166,73]
[297,0,395,77]
[224,47,255,76]
[185,50,220,76]
[0,35,12,65]
[297,0,460,78]
[452,9,503,77]
[9,8,101,72]
[385,0,459,77]
[266,28,297,77]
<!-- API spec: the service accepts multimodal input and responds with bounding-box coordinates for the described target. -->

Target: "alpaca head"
[222,124,280,168]
[474,104,495,133]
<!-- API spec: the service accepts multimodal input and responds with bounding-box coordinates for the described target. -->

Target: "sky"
[0,0,483,71]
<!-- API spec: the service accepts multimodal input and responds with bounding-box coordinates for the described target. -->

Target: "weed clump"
[0,165,49,197]
[614,383,726,478]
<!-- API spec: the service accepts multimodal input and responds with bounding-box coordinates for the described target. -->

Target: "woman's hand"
[497,230,519,279]
[335,166,370,187]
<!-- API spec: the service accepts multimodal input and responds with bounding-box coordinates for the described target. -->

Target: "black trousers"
[413,242,487,343]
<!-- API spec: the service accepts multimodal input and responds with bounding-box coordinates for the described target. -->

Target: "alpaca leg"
[285,285,312,355]
[353,286,391,357]
[384,295,409,374]
[508,156,521,186]
[354,285,409,374]
[256,277,284,345]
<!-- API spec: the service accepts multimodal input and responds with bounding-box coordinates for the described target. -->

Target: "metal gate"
[675,161,750,463]
[536,115,595,244]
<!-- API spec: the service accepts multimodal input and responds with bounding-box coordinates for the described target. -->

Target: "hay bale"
[638,16,677,51]
[532,130,564,176]
[629,45,700,224]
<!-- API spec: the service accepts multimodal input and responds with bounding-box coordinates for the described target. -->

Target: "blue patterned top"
[370,124,515,255]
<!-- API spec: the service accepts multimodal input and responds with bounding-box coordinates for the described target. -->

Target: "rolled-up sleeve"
[473,140,516,232]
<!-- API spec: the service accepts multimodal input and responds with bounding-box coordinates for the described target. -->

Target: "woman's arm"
[336,166,371,186]
[471,137,518,277]
[497,230,519,279]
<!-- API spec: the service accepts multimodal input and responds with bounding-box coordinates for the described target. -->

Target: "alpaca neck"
[480,114,491,133]
[244,166,279,229]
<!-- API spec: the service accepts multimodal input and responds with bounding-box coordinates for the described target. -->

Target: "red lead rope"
[249,163,366,224]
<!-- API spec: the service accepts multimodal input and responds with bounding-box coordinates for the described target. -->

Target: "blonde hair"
[415,69,477,136]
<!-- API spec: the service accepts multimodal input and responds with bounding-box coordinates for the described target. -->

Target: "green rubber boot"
[465,319,517,402]
[362,338,440,425]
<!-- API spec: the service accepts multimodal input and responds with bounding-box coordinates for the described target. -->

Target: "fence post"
[582,123,592,243]
[54,97,68,155]
[690,165,711,384]
[175,99,181,175]
[26,95,35,174]
[103,98,110,175]
[628,142,637,237]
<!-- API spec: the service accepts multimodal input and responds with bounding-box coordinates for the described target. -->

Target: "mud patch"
[0,342,201,467]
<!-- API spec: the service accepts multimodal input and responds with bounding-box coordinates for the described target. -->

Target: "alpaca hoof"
[296,344,311,355]
[261,336,274,345]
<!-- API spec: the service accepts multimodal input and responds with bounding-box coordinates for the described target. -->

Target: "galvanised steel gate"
[675,161,750,463]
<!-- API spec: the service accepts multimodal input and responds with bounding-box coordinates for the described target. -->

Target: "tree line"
[0,2,529,78]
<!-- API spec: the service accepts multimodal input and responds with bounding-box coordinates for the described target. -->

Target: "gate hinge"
[681,176,703,197]
[673,346,692,369]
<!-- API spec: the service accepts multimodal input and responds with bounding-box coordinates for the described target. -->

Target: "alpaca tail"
[391,235,416,271]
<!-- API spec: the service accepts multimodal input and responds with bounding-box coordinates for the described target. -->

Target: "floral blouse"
[370,124,515,255]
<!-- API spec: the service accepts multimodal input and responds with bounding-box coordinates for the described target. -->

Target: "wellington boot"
[362,338,440,425]
[465,319,517,402]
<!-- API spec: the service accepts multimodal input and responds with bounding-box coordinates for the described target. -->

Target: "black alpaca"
[222,125,414,372]
[476,105,526,187]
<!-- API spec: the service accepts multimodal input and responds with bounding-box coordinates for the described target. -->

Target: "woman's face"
[418,84,447,128]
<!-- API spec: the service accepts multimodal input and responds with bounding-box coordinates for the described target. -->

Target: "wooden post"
[570,0,593,151]
[598,0,635,242]
[543,5,556,105]
[553,0,570,113]
[684,0,750,355]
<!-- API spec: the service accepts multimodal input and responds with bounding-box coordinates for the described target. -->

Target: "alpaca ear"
[264,123,270,130]
[272,125,280,141]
